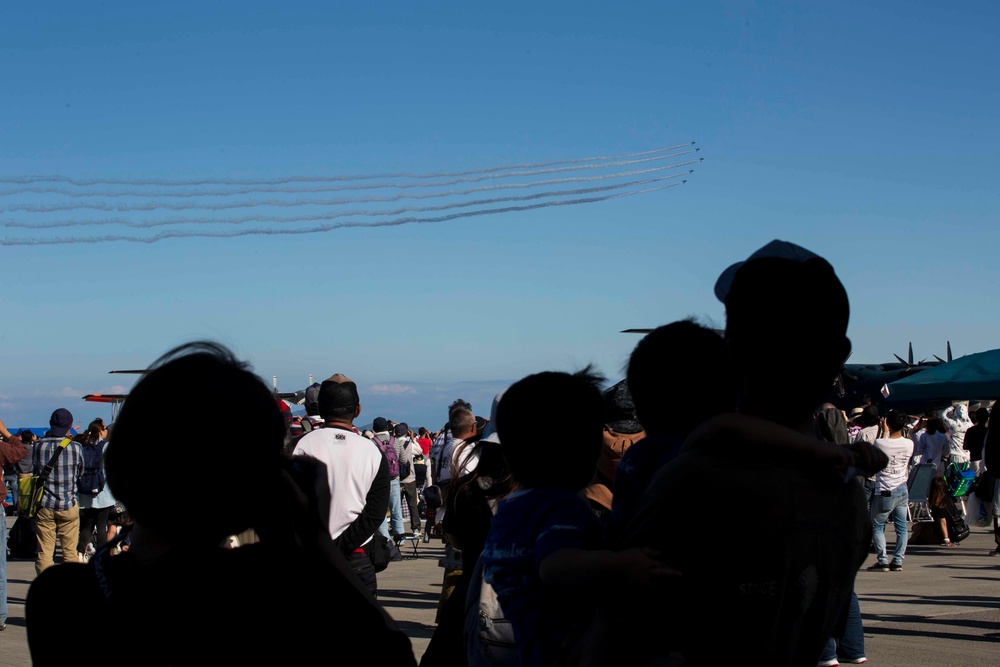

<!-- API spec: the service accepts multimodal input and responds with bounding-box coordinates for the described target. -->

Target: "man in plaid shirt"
[31,408,84,574]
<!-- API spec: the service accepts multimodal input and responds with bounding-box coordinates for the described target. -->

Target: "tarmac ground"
[3,517,998,665]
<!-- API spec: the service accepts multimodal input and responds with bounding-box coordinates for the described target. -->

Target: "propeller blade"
[947,341,953,362]
[908,342,914,366]
[893,354,909,366]
[933,355,946,364]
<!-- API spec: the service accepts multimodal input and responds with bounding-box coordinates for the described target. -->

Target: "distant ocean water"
[8,426,77,438]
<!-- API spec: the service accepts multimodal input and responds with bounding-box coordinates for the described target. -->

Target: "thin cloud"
[52,386,84,398]
[368,383,418,396]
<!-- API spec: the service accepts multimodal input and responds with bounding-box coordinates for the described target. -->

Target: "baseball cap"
[318,373,360,416]
[49,408,74,438]
[714,240,821,303]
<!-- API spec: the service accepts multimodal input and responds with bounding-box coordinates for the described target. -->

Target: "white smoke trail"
[0,142,694,188]
[1,181,686,246]
[8,170,693,230]
[2,151,699,212]
[0,153,701,213]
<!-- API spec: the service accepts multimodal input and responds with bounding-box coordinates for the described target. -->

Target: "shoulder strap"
[37,437,71,483]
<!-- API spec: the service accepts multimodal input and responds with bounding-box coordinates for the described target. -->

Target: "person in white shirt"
[293,373,389,596]
[942,404,973,464]
[868,410,915,572]
[912,416,947,475]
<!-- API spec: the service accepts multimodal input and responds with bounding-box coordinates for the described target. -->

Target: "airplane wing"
[83,393,128,404]
[276,389,307,405]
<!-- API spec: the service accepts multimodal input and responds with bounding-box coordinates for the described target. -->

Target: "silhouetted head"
[861,405,881,427]
[716,240,851,424]
[974,407,990,425]
[626,318,735,438]
[105,341,285,544]
[497,366,605,492]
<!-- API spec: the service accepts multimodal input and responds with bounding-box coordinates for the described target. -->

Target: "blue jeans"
[3,474,17,512]
[388,478,404,537]
[872,484,909,565]
[819,589,864,662]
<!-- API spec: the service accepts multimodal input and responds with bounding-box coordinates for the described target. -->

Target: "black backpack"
[78,441,106,495]
[7,514,37,559]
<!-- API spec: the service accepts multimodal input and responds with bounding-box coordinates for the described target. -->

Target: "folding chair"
[395,534,420,559]
[907,462,937,523]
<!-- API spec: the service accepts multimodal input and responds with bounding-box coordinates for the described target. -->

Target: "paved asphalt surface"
[3,517,998,665]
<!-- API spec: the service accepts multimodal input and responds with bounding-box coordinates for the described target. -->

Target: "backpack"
[465,553,519,667]
[945,461,976,497]
[372,435,400,479]
[397,439,412,480]
[7,514,38,559]
[413,452,427,486]
[946,511,971,543]
[78,441,106,495]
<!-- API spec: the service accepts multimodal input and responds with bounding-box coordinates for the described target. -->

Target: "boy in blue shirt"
[481,367,674,667]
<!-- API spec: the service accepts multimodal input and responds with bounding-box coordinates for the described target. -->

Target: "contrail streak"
[0,148,701,205]
[0,142,694,188]
[8,170,694,230]
[6,159,700,216]
[1,182,686,246]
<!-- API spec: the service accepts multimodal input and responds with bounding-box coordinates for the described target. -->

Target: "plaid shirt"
[32,436,84,511]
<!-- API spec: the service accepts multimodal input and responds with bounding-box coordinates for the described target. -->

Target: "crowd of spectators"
[2,238,995,667]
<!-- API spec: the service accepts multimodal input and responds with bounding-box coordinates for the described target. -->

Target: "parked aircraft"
[84,370,307,420]
[832,343,954,413]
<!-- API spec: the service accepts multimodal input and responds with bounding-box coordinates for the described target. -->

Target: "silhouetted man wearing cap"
[619,240,876,666]
[32,408,84,574]
[293,374,389,596]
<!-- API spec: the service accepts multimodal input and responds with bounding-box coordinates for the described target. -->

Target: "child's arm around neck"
[539,546,678,593]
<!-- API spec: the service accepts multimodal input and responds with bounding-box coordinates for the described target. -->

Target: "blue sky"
[1,2,998,431]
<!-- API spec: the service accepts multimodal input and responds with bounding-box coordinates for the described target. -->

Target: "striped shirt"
[31,436,84,511]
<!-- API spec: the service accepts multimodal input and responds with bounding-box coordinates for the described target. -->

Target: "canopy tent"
[886,348,1000,405]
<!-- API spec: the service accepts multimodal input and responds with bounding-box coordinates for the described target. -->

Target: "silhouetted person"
[482,367,672,667]
[609,319,735,541]
[27,342,415,666]
[617,240,876,666]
